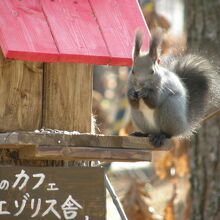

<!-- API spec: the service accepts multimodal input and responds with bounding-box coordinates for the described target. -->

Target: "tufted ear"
[133,30,143,60]
[149,29,163,62]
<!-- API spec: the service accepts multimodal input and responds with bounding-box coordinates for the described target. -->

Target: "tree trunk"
[185,1,220,220]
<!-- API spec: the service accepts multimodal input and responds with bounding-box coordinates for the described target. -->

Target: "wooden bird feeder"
[0,0,172,163]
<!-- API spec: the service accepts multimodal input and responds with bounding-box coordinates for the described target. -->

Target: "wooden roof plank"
[89,0,150,66]
[0,0,59,62]
[0,0,150,65]
[41,0,111,65]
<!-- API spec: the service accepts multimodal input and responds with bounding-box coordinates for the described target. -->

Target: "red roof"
[0,0,150,66]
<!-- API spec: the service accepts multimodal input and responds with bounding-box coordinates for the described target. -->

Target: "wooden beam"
[19,146,152,162]
[0,51,43,132]
[42,63,93,132]
[0,144,27,149]
[0,132,173,161]
[0,132,173,151]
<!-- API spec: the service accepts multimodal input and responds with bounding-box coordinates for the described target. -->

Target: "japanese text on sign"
[0,167,105,220]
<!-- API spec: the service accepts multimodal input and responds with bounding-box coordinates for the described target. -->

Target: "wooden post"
[0,51,43,132]
[0,51,92,132]
[43,63,93,132]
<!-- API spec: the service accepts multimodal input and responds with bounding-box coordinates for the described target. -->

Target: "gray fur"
[149,29,163,61]
[133,30,143,60]
[128,32,220,141]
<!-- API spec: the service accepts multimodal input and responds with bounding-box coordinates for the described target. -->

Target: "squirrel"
[127,30,220,147]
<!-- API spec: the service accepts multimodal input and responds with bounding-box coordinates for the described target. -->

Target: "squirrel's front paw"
[127,88,139,100]
[138,87,149,98]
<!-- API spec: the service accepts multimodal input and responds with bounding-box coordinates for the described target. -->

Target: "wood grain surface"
[19,146,152,162]
[0,132,173,161]
[0,0,150,65]
[0,166,105,220]
[0,51,43,131]
[89,0,150,66]
[42,63,93,132]
[41,0,110,65]
[0,132,172,151]
[0,0,59,62]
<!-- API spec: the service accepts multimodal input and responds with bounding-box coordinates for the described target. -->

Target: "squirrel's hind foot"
[148,133,170,147]
[130,132,170,147]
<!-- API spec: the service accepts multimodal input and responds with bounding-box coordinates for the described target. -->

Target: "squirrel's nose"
[139,82,145,88]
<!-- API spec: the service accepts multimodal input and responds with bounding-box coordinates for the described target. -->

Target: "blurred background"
[92,0,220,220]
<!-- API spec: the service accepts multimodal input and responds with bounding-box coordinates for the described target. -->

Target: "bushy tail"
[169,53,220,122]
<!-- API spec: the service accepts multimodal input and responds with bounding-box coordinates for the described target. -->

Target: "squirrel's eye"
[150,69,154,74]
[131,69,135,74]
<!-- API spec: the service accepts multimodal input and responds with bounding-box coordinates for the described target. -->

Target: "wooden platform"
[0,132,173,162]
